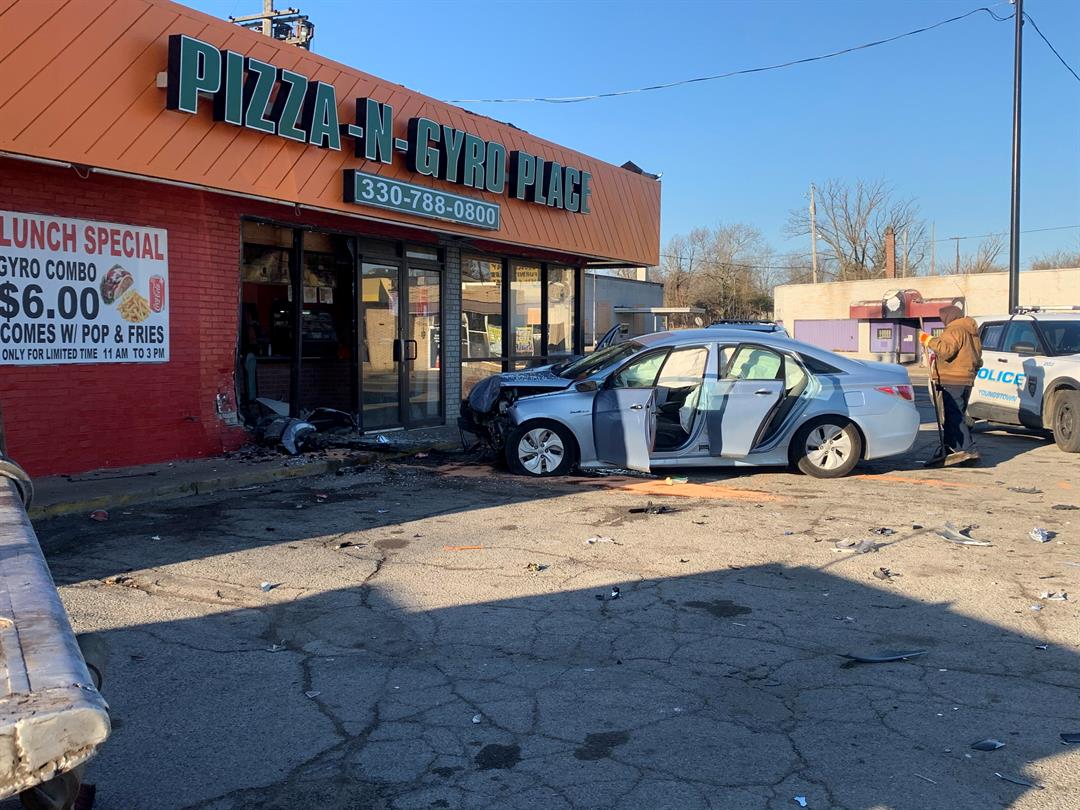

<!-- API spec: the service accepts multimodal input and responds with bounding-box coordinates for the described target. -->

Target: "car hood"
[466,367,573,413]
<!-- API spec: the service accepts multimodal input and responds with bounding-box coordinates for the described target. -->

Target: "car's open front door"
[593,388,656,472]
[706,344,787,457]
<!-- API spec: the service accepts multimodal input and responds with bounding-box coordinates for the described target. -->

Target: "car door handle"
[754,389,772,395]
[996,358,1008,363]
[630,403,645,410]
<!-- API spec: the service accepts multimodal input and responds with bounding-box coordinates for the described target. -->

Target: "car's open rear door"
[705,342,788,457]
[593,388,656,472]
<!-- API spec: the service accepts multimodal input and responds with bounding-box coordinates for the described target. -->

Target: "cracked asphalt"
[11,414,1080,810]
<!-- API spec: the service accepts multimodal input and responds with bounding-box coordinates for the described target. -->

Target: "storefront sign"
[0,212,169,365]
[344,171,500,230]
[164,34,592,226]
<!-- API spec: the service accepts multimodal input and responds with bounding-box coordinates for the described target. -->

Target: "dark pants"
[940,384,972,453]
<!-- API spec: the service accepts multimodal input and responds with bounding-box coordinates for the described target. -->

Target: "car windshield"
[1040,321,1080,355]
[558,341,644,380]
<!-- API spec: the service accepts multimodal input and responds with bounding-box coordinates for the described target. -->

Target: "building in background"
[774,268,1080,363]
[0,0,660,476]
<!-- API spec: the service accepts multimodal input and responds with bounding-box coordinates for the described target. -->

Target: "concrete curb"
[28,452,378,520]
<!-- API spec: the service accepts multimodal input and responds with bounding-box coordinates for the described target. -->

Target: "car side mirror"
[1012,341,1037,355]
[575,380,598,393]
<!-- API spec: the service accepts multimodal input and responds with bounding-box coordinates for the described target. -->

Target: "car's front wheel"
[1052,390,1080,453]
[505,420,576,477]
[792,418,862,478]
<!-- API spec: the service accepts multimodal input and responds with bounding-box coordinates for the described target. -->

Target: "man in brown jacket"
[919,305,983,465]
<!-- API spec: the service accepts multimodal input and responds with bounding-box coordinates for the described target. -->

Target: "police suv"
[967,310,1080,452]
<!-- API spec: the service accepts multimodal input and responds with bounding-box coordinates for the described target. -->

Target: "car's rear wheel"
[505,420,576,477]
[793,418,862,478]
[1052,390,1080,453]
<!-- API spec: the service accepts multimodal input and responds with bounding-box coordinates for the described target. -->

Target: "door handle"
[754,389,772,395]
[405,339,418,361]
[630,403,645,410]
[996,358,1008,363]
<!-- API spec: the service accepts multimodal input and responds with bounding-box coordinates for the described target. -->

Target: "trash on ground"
[267,644,286,653]
[971,738,1006,751]
[150,535,161,541]
[525,562,549,572]
[376,434,390,445]
[610,586,621,600]
[443,545,484,551]
[1030,604,1043,612]
[414,452,429,459]
[833,616,856,623]
[833,538,877,554]
[1051,504,1079,511]
[914,773,937,784]
[314,493,328,502]
[89,509,109,522]
[1008,486,1043,494]
[793,797,807,808]
[912,523,924,529]
[871,527,896,536]
[1060,732,1080,744]
[1040,591,1068,601]
[1030,527,1055,543]
[872,567,896,581]
[304,690,321,699]
[585,535,620,545]
[471,714,483,724]
[259,581,277,592]
[994,772,1043,789]
[103,575,133,586]
[664,476,689,485]
[936,523,992,546]
[844,649,927,664]
[629,501,675,515]
[336,540,364,549]
[1035,644,1048,650]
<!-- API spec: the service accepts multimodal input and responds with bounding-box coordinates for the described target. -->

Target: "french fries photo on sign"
[0,211,169,365]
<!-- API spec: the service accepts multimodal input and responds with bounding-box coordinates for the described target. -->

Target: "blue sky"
[193,0,1079,266]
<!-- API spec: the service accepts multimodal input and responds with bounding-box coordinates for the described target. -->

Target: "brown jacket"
[927,316,983,385]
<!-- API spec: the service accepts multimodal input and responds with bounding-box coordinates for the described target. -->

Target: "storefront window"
[547,265,574,356]
[299,231,354,414]
[510,261,542,359]
[462,257,503,360]
[240,222,295,416]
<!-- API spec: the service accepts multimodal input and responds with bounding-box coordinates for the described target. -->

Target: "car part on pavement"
[971,739,1006,751]
[936,523,992,546]
[994,772,1043,790]
[1030,527,1054,543]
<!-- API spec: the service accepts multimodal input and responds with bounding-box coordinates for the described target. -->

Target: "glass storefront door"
[359,260,442,431]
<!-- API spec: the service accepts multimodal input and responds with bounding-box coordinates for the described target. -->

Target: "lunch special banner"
[0,211,169,365]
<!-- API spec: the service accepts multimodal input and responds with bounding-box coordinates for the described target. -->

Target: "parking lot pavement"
[13,412,1080,810]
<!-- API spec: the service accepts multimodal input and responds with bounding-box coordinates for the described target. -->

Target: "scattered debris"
[1035,644,1048,650]
[664,476,689,485]
[793,797,807,808]
[833,616,856,623]
[443,545,483,551]
[629,501,675,515]
[1030,605,1043,612]
[1029,527,1054,543]
[335,540,364,549]
[525,562,549,572]
[679,558,690,563]
[936,523,992,546]
[376,434,390,445]
[833,538,877,554]
[872,567,896,581]
[259,581,277,592]
[994,772,1043,790]
[89,509,109,522]
[150,535,161,541]
[783,531,795,536]
[304,690,321,699]
[267,644,286,653]
[871,527,896,536]
[914,773,938,785]
[414,452,430,459]
[585,535,620,545]
[1060,733,1080,744]
[1051,504,1079,511]
[912,523,924,529]
[281,419,316,455]
[1040,591,1068,601]
[471,714,483,724]
[971,738,1006,751]
[1008,486,1043,494]
[103,575,132,586]
[314,493,329,503]
[610,586,621,600]
[843,649,927,664]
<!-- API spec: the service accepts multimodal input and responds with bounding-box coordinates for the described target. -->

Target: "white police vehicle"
[967,309,1080,452]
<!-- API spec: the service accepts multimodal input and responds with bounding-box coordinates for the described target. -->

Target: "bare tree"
[1028,248,1080,271]
[786,179,927,281]
[951,234,1005,274]
[654,224,775,319]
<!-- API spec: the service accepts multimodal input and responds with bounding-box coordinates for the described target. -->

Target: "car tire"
[792,418,863,478]
[1052,390,1080,453]
[505,420,576,477]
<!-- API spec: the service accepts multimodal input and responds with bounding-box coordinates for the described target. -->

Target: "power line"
[935,223,1080,243]
[445,6,1013,104]
[1023,11,1080,84]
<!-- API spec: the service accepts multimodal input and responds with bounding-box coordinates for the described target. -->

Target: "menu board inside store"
[0,211,169,365]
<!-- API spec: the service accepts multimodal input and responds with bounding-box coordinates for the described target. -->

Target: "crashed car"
[459,327,920,479]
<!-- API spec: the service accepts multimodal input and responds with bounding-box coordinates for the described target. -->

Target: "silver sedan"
[459,328,920,479]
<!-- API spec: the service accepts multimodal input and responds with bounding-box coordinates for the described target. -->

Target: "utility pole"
[930,222,936,275]
[809,182,818,284]
[953,237,961,275]
[902,227,909,277]
[230,1,315,49]
[1007,0,1024,312]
